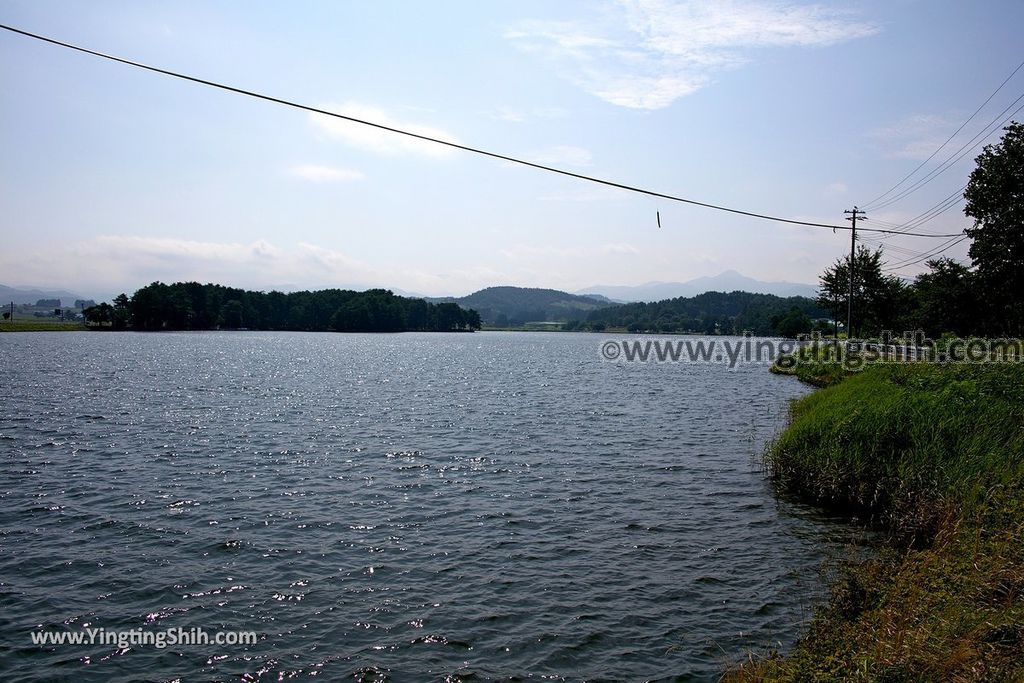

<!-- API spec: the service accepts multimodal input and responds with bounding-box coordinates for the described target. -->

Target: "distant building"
[36,298,61,308]
[75,299,96,310]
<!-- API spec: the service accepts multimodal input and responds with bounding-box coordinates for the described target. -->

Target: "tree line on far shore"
[84,282,481,333]
[567,291,829,336]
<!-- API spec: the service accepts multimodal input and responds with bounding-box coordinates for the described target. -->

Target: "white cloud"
[309,102,459,157]
[867,114,961,160]
[537,186,625,202]
[526,145,593,167]
[498,244,578,262]
[824,181,848,196]
[93,235,283,263]
[0,236,458,295]
[507,0,878,109]
[294,241,379,276]
[6,235,666,299]
[499,241,641,262]
[602,242,641,254]
[288,164,365,182]
[492,107,527,124]
[490,105,570,123]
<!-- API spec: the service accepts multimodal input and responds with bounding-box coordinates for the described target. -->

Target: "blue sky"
[1,0,1022,298]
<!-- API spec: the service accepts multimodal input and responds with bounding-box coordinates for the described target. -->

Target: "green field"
[0,319,88,332]
[731,363,1024,681]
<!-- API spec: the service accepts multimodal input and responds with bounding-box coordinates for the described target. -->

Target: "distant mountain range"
[0,284,88,306]
[577,270,818,302]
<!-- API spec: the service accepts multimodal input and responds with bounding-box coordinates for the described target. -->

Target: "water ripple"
[0,331,868,680]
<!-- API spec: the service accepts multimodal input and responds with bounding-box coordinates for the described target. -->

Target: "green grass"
[729,363,1024,681]
[767,364,1024,532]
[769,341,852,387]
[0,319,88,332]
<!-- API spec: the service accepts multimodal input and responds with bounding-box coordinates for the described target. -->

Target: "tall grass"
[730,363,1024,681]
[767,363,1024,535]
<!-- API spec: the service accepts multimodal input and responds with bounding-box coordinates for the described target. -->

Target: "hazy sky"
[2,0,1022,298]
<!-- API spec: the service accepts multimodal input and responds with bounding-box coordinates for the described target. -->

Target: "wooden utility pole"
[844,207,866,338]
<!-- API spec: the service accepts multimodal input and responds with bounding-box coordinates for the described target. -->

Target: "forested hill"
[433,286,613,326]
[572,291,829,335]
[84,282,481,332]
[431,285,828,334]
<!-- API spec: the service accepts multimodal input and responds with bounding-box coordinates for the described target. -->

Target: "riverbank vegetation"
[83,282,481,332]
[768,341,851,387]
[731,364,1024,680]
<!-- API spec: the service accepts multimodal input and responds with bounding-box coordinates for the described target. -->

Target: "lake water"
[0,331,859,681]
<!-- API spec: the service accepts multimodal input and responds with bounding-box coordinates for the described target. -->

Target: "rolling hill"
[432,286,614,326]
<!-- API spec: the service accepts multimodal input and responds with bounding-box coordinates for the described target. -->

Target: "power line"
[899,194,964,231]
[871,208,966,264]
[869,185,966,251]
[0,23,963,239]
[898,184,967,229]
[863,218,908,228]
[861,57,1024,210]
[864,94,1024,212]
[867,98,1024,212]
[883,238,968,272]
[882,235,970,272]
[873,238,947,261]
[863,183,968,268]
[867,208,968,270]
[859,238,924,257]
[862,184,968,264]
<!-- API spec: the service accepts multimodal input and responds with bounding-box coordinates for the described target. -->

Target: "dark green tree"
[406,298,430,330]
[98,282,479,334]
[772,307,812,338]
[584,291,826,335]
[964,121,1024,334]
[83,303,113,326]
[817,246,909,337]
[220,299,244,328]
[910,258,979,337]
[111,293,131,329]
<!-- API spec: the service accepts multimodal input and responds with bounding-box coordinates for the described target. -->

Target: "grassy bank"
[768,341,850,387]
[732,363,1024,681]
[0,319,88,332]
